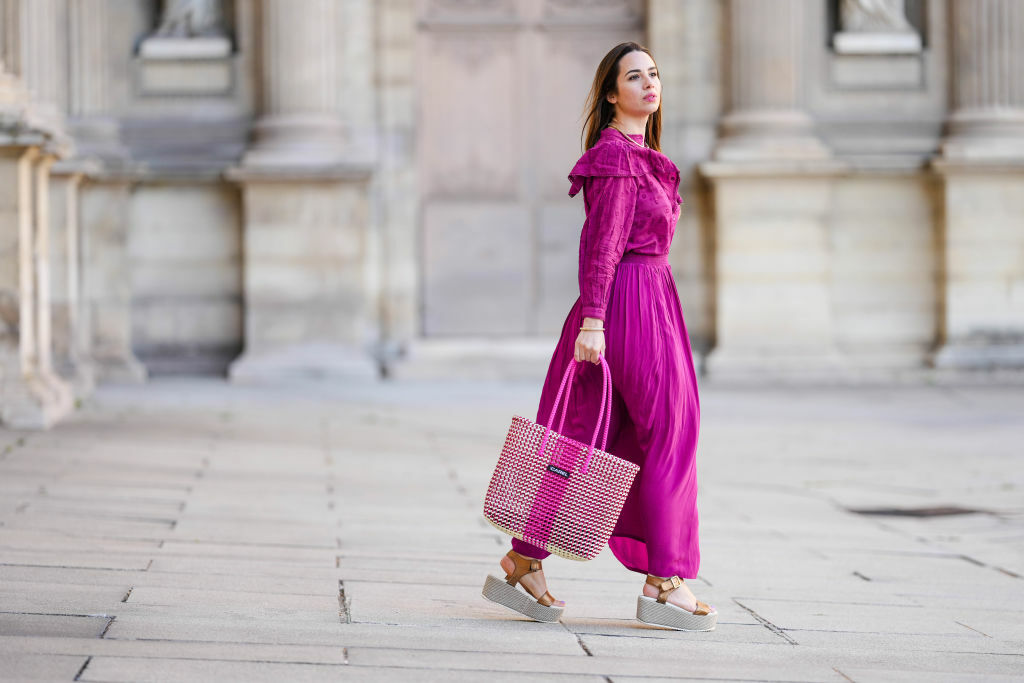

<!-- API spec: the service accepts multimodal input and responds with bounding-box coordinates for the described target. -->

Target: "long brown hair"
[581,42,662,152]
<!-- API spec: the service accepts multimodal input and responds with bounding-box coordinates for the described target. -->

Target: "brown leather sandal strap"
[694,600,712,616]
[536,591,557,607]
[645,574,683,604]
[505,551,560,605]
[504,550,542,587]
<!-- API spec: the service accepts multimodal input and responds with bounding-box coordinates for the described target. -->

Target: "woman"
[482,42,715,632]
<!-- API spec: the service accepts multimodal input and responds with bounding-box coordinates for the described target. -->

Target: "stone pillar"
[0,148,74,428]
[80,179,147,383]
[49,165,96,397]
[932,0,1024,368]
[700,0,848,379]
[376,0,417,374]
[645,0,723,367]
[241,0,349,168]
[68,0,128,161]
[228,0,378,381]
[65,0,145,383]
[0,0,74,428]
[712,0,832,162]
[19,0,66,138]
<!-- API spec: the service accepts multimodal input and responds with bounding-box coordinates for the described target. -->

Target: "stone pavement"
[0,377,1022,682]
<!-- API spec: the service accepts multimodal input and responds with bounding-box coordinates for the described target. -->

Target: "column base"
[229,342,379,383]
[932,342,1024,370]
[386,339,556,381]
[0,368,74,430]
[712,110,835,162]
[703,346,849,382]
[56,358,97,400]
[94,353,148,384]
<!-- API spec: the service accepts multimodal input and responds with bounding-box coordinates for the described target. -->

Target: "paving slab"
[76,656,353,683]
[0,653,89,681]
[0,613,111,638]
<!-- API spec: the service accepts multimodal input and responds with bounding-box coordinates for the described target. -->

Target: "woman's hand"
[574,317,606,364]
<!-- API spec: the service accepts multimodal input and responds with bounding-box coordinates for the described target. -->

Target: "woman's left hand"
[574,317,606,364]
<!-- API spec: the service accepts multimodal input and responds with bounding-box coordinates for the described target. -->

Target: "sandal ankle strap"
[645,574,713,615]
[646,574,683,604]
[505,550,542,584]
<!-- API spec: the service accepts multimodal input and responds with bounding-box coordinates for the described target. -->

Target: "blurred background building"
[1,0,1022,428]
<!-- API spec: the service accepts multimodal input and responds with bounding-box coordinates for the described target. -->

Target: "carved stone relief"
[156,0,226,38]
[841,0,914,33]
[834,0,920,54]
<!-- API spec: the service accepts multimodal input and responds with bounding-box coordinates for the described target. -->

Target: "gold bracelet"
[580,326,605,332]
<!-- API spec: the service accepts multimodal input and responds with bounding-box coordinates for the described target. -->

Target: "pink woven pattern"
[483,357,640,561]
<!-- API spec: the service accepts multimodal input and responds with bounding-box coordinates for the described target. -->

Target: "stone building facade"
[0,0,1022,427]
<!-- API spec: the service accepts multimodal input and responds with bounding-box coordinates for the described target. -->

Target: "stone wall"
[2,0,1023,428]
[128,183,243,374]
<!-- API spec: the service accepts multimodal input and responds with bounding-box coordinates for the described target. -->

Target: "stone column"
[68,0,128,161]
[375,0,417,375]
[0,148,74,428]
[19,0,67,142]
[64,0,145,383]
[80,178,147,383]
[645,0,723,368]
[31,153,74,406]
[0,0,74,428]
[241,0,349,168]
[700,0,847,379]
[228,0,378,381]
[932,0,1024,368]
[712,0,832,162]
[49,165,97,397]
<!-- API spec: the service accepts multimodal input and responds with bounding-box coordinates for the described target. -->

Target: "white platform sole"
[481,574,563,623]
[636,595,717,631]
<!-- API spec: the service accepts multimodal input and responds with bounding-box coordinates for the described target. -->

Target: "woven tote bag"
[483,356,640,561]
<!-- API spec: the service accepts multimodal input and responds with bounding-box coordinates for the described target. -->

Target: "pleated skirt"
[533,252,702,578]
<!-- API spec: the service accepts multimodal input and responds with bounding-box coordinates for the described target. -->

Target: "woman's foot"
[636,574,717,631]
[481,550,565,623]
[500,551,565,607]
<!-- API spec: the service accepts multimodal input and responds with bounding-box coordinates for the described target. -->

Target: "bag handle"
[538,355,613,474]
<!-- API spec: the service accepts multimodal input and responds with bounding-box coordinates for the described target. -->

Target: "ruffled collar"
[567,127,681,198]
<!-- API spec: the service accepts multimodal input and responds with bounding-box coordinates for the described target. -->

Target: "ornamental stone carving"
[835,0,920,54]
[840,0,912,33]
[155,0,226,38]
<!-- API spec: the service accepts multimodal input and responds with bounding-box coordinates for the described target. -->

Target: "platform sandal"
[636,574,717,632]
[481,550,565,623]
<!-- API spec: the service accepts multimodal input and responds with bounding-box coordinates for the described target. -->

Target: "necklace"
[609,123,648,149]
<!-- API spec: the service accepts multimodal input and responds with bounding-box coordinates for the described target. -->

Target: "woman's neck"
[611,113,648,136]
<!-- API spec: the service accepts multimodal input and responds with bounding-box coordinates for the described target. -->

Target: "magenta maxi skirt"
[512,251,702,579]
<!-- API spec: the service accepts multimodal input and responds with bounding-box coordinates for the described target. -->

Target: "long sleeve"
[577,174,637,321]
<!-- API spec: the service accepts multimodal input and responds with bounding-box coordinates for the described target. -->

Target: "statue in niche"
[840,0,913,33]
[155,0,226,38]
[140,0,230,64]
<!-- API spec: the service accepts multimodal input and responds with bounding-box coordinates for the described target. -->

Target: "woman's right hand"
[574,317,606,364]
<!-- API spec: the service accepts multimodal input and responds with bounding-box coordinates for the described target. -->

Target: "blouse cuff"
[580,306,606,321]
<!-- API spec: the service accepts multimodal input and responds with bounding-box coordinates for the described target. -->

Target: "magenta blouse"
[568,127,683,321]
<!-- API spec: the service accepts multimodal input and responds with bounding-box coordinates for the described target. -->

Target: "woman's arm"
[574,174,637,364]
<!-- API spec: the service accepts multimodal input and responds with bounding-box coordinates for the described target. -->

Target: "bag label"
[546,464,571,479]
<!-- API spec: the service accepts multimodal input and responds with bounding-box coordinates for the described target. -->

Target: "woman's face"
[606,50,660,119]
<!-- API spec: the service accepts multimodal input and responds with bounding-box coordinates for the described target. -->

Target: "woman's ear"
[605,91,617,105]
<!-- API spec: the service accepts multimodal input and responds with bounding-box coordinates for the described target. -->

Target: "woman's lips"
[644,94,658,102]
